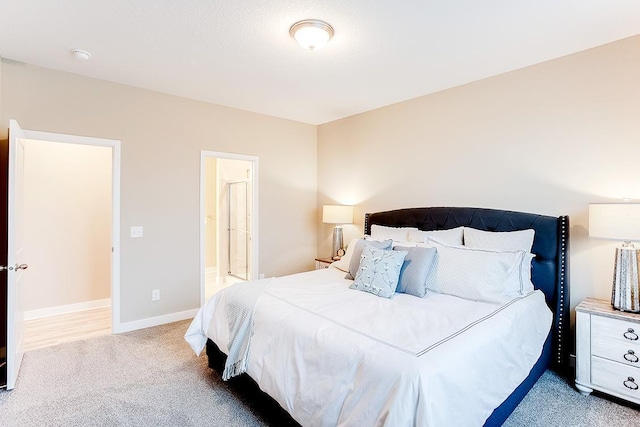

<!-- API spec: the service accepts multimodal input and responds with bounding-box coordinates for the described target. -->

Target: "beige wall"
[318,35,640,324]
[22,140,111,311]
[1,61,317,324]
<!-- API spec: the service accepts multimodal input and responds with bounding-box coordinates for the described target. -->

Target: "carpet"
[1,320,639,426]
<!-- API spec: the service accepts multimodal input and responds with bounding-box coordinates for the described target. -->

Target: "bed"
[186,206,570,426]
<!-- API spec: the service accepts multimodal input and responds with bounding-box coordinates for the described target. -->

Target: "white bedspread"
[186,267,552,427]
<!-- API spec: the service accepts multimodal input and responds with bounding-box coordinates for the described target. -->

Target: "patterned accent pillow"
[350,246,407,298]
[345,239,393,280]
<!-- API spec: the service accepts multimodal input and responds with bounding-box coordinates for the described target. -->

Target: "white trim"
[20,128,122,335]
[200,150,259,306]
[24,298,111,321]
[115,309,199,334]
[22,130,118,148]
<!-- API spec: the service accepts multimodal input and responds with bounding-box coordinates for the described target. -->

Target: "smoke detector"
[71,49,91,61]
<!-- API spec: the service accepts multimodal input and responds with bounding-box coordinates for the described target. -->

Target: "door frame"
[20,128,122,333]
[200,150,259,305]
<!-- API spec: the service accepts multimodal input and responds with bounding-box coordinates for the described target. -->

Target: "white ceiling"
[1,1,639,125]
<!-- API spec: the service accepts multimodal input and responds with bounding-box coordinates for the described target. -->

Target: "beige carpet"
[1,320,639,426]
[0,320,296,427]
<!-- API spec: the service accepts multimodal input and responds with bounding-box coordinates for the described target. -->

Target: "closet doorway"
[200,151,258,304]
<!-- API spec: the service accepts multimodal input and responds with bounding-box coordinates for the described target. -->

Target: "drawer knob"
[624,377,639,390]
[624,328,639,341]
[624,350,639,363]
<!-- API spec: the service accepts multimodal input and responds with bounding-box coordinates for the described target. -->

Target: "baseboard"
[114,308,199,334]
[24,298,111,321]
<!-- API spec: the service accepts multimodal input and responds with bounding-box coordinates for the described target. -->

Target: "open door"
[0,137,7,387]
[3,119,29,390]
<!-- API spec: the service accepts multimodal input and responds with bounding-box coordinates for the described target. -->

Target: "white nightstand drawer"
[592,315,640,346]
[592,356,640,402]
[592,336,640,367]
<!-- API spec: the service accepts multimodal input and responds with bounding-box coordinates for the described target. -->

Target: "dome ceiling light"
[289,20,334,51]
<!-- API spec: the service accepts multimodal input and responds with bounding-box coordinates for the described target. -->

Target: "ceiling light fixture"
[71,49,91,61]
[289,20,334,51]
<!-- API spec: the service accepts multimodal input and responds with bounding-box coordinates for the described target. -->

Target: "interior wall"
[22,140,111,311]
[317,35,640,325]
[0,61,317,324]
[204,157,217,270]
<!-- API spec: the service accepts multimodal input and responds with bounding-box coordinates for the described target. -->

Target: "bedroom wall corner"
[0,62,318,327]
[317,34,640,331]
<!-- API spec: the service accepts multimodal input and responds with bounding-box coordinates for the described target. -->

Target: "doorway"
[21,139,112,351]
[3,121,121,390]
[200,151,258,304]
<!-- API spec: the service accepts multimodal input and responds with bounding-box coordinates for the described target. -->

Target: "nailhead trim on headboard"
[556,215,569,367]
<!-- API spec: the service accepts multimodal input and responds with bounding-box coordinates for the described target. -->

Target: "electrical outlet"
[152,289,160,301]
[130,226,144,238]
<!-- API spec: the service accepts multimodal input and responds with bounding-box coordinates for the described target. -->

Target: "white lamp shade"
[589,203,640,241]
[323,205,353,224]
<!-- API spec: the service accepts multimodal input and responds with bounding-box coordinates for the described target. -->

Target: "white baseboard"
[113,308,199,334]
[24,298,112,321]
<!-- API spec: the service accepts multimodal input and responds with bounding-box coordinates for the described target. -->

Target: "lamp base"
[331,226,343,259]
[612,245,640,312]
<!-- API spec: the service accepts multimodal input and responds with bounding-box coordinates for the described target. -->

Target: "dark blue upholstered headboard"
[365,207,570,369]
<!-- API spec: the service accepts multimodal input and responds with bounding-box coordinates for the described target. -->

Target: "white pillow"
[425,244,533,303]
[407,227,464,246]
[365,235,417,249]
[332,238,359,272]
[464,227,535,252]
[371,224,418,243]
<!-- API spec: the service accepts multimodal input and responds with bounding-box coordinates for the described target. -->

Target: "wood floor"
[23,308,111,352]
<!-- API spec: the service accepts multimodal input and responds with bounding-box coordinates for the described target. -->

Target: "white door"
[5,119,28,390]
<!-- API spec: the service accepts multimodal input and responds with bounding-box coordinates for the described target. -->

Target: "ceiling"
[0,1,639,125]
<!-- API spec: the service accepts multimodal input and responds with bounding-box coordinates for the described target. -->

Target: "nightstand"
[576,297,640,404]
[315,257,334,270]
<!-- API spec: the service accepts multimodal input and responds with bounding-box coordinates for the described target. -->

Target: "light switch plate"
[130,226,143,238]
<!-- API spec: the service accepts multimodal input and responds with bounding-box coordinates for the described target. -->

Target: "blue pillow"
[350,246,407,298]
[345,238,393,280]
[394,246,437,297]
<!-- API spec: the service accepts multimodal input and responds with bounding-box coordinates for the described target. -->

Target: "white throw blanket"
[184,278,272,380]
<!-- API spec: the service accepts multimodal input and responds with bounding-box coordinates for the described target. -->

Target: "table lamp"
[323,205,353,259]
[589,203,640,312]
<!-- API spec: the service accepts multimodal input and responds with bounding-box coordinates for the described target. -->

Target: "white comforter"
[186,267,552,427]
